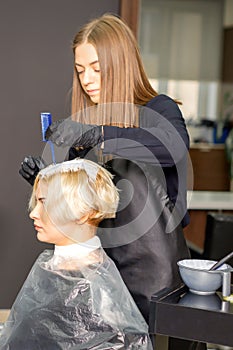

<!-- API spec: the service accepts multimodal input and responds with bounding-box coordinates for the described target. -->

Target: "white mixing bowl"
[177,259,231,295]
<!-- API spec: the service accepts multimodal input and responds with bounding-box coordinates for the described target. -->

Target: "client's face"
[29,182,74,246]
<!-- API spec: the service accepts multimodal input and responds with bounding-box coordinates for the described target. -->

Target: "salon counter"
[149,285,233,349]
[187,190,233,210]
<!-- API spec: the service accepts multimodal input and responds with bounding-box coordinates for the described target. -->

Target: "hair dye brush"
[40,112,56,164]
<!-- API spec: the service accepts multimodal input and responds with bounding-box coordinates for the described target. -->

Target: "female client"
[0,158,152,350]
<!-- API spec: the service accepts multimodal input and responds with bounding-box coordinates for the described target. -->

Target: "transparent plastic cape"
[0,247,152,350]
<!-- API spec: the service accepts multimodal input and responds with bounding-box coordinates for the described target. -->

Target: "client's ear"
[76,210,101,227]
[75,214,90,225]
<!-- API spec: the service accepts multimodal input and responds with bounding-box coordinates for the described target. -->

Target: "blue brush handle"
[40,112,56,164]
[41,112,52,141]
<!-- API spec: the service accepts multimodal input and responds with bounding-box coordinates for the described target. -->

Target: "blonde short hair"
[29,159,119,226]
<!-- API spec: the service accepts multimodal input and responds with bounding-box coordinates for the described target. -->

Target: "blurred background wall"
[0,0,119,308]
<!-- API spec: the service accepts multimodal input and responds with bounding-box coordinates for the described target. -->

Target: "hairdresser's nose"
[82,68,94,85]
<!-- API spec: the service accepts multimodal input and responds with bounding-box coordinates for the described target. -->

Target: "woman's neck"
[56,222,97,246]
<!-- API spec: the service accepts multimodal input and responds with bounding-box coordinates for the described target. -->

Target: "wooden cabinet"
[188,144,230,191]
[184,210,207,251]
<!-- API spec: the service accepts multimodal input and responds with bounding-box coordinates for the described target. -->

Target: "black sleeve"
[103,97,189,166]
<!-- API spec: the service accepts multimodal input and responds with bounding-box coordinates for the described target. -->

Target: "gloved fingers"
[47,133,70,147]
[46,121,81,147]
[45,119,66,141]
[56,135,70,147]
[18,167,36,186]
[19,155,46,185]
[34,156,46,170]
[20,156,37,175]
[45,118,100,148]
[19,153,47,186]
[45,128,61,144]
[45,124,68,147]
[47,119,66,132]
[19,167,31,180]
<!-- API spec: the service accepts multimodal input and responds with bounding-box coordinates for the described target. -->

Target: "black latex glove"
[19,156,46,186]
[45,119,103,148]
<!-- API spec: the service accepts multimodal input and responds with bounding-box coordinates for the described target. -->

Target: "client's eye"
[38,197,46,204]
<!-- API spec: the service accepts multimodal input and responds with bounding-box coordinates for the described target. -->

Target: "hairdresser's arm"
[46,100,189,166]
[103,114,189,166]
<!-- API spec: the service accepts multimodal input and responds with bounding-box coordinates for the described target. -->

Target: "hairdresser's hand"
[45,119,103,148]
[19,156,46,186]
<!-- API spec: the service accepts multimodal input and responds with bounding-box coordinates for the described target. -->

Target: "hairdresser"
[19,14,191,324]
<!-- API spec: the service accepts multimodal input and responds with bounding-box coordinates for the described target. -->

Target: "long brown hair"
[71,14,158,127]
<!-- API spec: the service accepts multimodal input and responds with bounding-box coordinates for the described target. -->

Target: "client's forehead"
[36,180,48,198]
